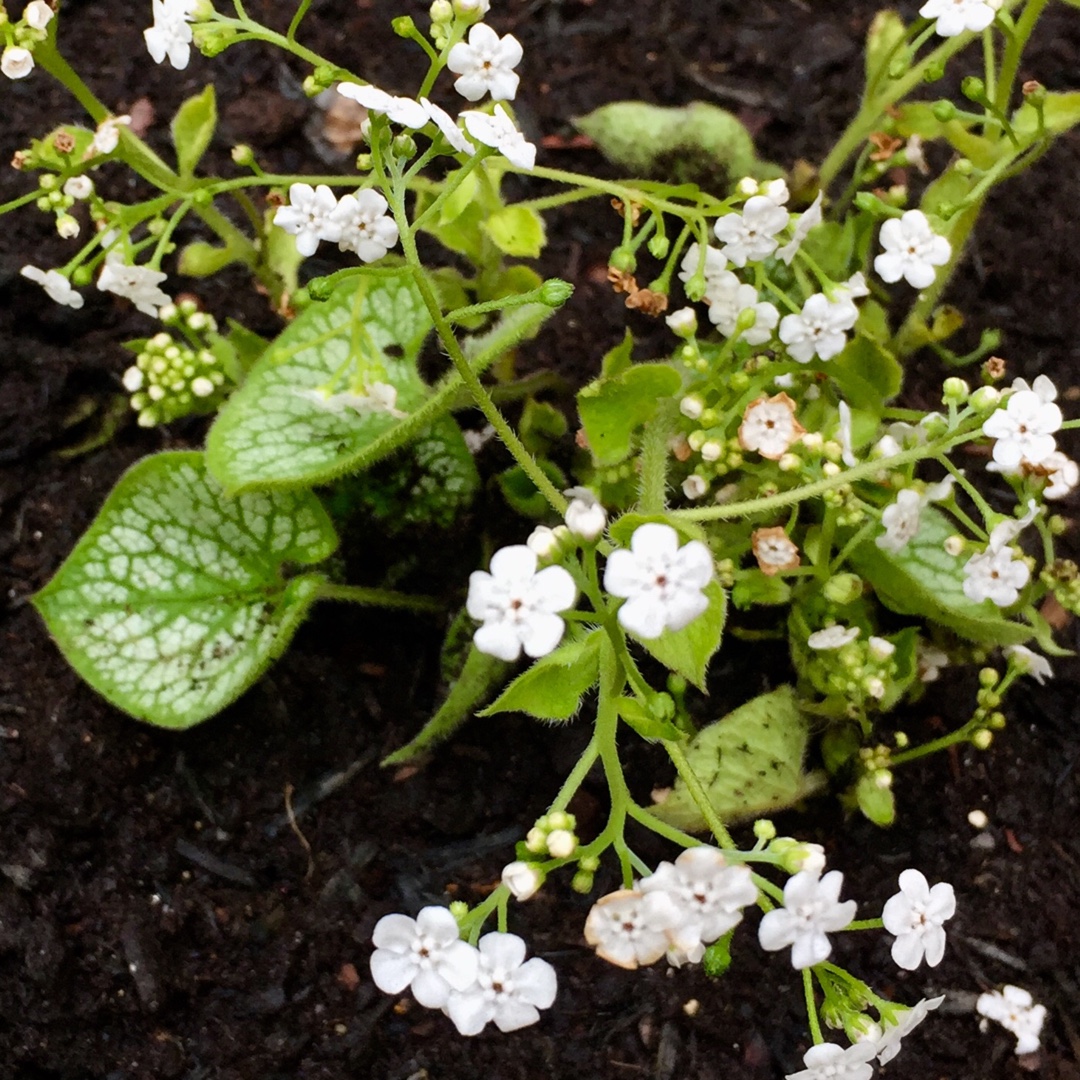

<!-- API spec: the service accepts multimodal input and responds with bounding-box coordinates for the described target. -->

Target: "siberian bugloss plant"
[6,0,1075,1067]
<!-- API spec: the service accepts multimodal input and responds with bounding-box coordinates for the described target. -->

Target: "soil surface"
[2,2,1080,1078]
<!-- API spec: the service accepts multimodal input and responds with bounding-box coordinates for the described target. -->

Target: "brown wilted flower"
[607,266,637,294]
[738,393,805,460]
[625,287,669,316]
[751,527,800,576]
[984,355,1007,381]
[53,132,76,155]
[868,132,903,162]
[611,198,641,225]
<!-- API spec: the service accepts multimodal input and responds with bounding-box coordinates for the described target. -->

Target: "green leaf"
[828,336,903,413]
[652,686,820,830]
[32,452,337,730]
[732,571,791,609]
[601,330,635,379]
[485,205,547,258]
[497,459,567,519]
[574,101,782,184]
[865,11,908,86]
[616,695,682,741]
[855,773,896,826]
[480,630,602,721]
[637,580,728,691]
[206,275,434,492]
[171,85,217,178]
[439,167,480,225]
[850,506,1033,646]
[1012,90,1080,143]
[578,363,682,466]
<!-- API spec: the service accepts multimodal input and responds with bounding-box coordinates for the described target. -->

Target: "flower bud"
[647,233,670,259]
[868,636,895,661]
[971,729,993,750]
[944,535,965,557]
[546,829,577,859]
[961,75,988,105]
[609,246,636,273]
[753,818,777,842]
[571,869,594,894]
[526,525,564,560]
[665,306,697,338]
[778,452,801,472]
[680,395,704,421]
[56,214,79,239]
[942,377,970,404]
[932,99,958,122]
[525,827,547,854]
[564,488,606,542]
[823,573,863,606]
[501,860,543,901]
[540,278,574,307]
[682,474,708,500]
[63,175,93,200]
[430,0,453,22]
[969,385,1000,410]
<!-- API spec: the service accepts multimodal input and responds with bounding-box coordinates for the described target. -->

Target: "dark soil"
[2,2,1079,1078]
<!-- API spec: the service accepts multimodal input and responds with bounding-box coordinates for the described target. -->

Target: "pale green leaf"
[485,204,546,258]
[171,85,217,178]
[33,452,337,730]
[652,686,820,830]
[578,363,682,466]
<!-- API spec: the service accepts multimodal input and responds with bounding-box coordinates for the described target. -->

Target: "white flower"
[1004,644,1053,685]
[330,189,399,262]
[962,544,1029,607]
[466,545,577,661]
[712,195,790,267]
[758,869,857,969]
[273,183,342,258]
[874,210,951,289]
[20,265,84,309]
[2,46,34,80]
[501,861,542,901]
[369,906,479,1009]
[144,0,195,70]
[24,1,55,30]
[293,382,407,419]
[638,847,757,965]
[1010,373,1058,403]
[1040,451,1078,499]
[785,1041,877,1080]
[447,23,523,102]
[665,306,698,337]
[564,487,606,542]
[877,488,926,553]
[679,394,704,421]
[526,525,567,560]
[982,389,1062,471]
[881,869,955,970]
[874,995,945,1064]
[837,401,857,467]
[777,191,824,265]
[917,641,950,683]
[454,0,491,16]
[63,175,94,200]
[445,932,556,1035]
[84,115,131,158]
[738,393,805,460]
[977,985,1046,1055]
[779,292,857,363]
[678,242,728,293]
[420,97,475,154]
[461,104,536,170]
[704,271,779,344]
[807,625,860,650]
[97,259,171,317]
[682,474,708,500]
[584,888,681,969]
[337,82,428,128]
[603,523,714,639]
[920,0,1000,37]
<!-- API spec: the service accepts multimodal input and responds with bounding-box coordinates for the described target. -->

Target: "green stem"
[994,0,1052,115]
[316,583,442,612]
[663,739,735,850]
[548,732,600,813]
[638,405,674,514]
[845,918,884,931]
[287,0,315,41]
[804,969,824,1044]
[890,721,978,767]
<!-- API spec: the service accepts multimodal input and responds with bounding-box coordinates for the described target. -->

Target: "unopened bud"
[546,829,577,859]
[501,860,543,901]
[971,729,993,750]
[680,395,704,421]
[665,306,697,338]
[540,278,574,307]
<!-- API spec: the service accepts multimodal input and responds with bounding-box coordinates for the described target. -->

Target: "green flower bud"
[392,15,417,36]
[942,377,970,403]
[932,99,958,122]
[978,667,999,688]
[753,818,776,842]
[971,729,993,750]
[230,144,255,167]
[540,278,574,307]
[961,76,988,105]
[823,573,863,606]
[647,233,670,260]
[609,246,636,273]
[571,870,594,894]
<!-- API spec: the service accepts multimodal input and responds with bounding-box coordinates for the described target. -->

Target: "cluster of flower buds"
[121,301,230,427]
[806,625,900,708]
[33,171,94,239]
[1,1,54,82]
[524,810,578,860]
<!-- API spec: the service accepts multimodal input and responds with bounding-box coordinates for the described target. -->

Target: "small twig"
[284,783,314,882]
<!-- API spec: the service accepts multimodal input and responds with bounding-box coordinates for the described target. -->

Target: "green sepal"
[479,630,602,721]
[850,506,1033,646]
[854,774,896,827]
[32,452,337,730]
[651,686,820,830]
[171,85,217,178]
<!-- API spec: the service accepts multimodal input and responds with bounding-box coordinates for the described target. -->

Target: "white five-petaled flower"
[20,265,84,309]
[337,82,429,128]
[777,191,824,265]
[703,270,779,344]
[461,104,536,170]
[84,114,132,158]
[877,488,925,553]
[584,888,681,969]
[982,387,1062,471]
[2,46,34,80]
[920,0,1002,38]
[144,0,197,71]
[445,932,557,1036]
[330,189,399,262]
[1004,644,1053,685]
[273,183,341,258]
[758,869,857,969]
[881,869,956,970]
[678,242,728,294]
[779,292,858,364]
[738,393,805,461]
[466,545,577,662]
[874,995,945,1064]
[447,23,523,102]
[976,985,1046,1055]
[369,906,480,1009]
[712,194,790,267]
[97,258,171,317]
[874,209,951,289]
[24,1,55,30]
[1039,450,1079,499]
[420,97,475,154]
[785,1041,877,1080]
[962,544,1029,607]
[603,522,714,639]
[638,847,758,966]
[807,625,860,650]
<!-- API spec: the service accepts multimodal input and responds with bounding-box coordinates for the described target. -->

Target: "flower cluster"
[1,2,54,82]
[369,906,556,1036]
[976,984,1046,1055]
[273,184,399,261]
[962,500,1038,607]
[144,0,202,71]
[585,847,758,968]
